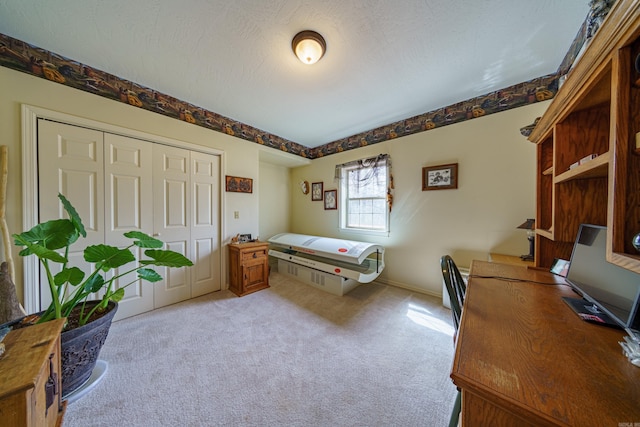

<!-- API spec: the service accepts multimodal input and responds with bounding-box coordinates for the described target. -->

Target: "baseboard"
[373,278,441,299]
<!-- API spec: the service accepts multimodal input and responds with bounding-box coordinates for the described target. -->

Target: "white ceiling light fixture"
[292,30,326,65]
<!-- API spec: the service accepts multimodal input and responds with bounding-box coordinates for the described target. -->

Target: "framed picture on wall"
[324,189,337,210]
[225,175,253,193]
[422,163,458,191]
[311,182,323,201]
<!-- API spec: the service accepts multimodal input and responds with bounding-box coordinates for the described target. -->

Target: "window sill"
[339,227,390,238]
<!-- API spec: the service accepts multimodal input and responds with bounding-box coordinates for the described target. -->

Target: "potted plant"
[13,193,193,396]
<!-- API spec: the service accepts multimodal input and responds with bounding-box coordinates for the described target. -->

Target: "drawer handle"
[45,353,58,414]
[253,253,257,258]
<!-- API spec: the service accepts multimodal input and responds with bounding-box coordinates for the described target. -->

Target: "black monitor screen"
[566,224,640,327]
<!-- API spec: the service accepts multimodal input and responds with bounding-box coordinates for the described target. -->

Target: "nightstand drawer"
[241,248,267,261]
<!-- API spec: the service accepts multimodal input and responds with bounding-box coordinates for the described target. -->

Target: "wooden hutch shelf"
[554,151,609,183]
[529,0,640,274]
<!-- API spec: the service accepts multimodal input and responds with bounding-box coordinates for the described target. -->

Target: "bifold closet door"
[37,121,155,320]
[151,146,221,305]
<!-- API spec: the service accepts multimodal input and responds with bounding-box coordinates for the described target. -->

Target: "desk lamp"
[517,219,535,261]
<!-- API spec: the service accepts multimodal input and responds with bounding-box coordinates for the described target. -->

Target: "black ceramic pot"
[60,301,118,397]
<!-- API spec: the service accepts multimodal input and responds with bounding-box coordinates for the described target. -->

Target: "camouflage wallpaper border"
[311,74,557,158]
[1,32,559,160]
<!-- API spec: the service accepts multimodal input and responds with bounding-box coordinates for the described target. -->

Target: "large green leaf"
[141,250,193,267]
[54,267,85,287]
[13,219,78,251]
[110,287,125,302]
[84,244,135,269]
[137,267,163,282]
[84,274,105,293]
[124,231,163,248]
[13,234,68,263]
[58,193,86,238]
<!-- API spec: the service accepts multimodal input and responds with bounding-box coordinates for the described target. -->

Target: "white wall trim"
[374,277,441,299]
[21,104,227,313]
[21,105,40,313]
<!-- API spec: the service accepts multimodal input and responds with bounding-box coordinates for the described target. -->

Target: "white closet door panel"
[37,120,105,310]
[153,144,191,307]
[191,151,221,296]
[164,240,190,292]
[165,180,188,227]
[104,133,154,320]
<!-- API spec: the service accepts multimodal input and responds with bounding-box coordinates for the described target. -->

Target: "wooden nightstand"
[0,318,66,427]
[228,241,270,296]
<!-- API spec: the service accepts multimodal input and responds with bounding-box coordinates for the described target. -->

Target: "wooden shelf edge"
[554,151,610,183]
[609,251,640,275]
[542,166,554,176]
[536,229,553,240]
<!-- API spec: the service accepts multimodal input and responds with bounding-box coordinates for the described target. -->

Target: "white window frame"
[337,155,390,235]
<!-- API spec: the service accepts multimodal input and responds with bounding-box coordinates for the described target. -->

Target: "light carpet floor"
[63,272,458,427]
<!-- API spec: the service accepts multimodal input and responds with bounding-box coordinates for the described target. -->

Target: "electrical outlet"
[234,211,239,219]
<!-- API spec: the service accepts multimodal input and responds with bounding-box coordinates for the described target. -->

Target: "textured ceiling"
[0,0,589,148]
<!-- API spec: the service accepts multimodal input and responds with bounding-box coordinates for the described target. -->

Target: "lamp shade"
[292,31,326,65]
[517,219,535,230]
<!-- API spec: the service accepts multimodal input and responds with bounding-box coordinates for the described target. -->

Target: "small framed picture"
[225,175,253,193]
[311,182,323,201]
[324,189,337,210]
[238,234,252,243]
[550,258,570,277]
[422,163,458,191]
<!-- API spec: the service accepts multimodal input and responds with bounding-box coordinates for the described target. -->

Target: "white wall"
[289,101,549,297]
[259,161,291,241]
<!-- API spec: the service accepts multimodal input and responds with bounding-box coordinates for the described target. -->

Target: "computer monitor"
[563,224,640,330]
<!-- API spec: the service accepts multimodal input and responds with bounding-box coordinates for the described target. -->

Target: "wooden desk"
[451,261,640,426]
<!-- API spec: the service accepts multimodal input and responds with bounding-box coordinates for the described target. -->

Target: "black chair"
[448,391,461,427]
[440,255,467,334]
[440,255,467,427]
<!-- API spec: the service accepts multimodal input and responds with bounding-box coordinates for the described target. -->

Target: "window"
[336,154,391,233]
